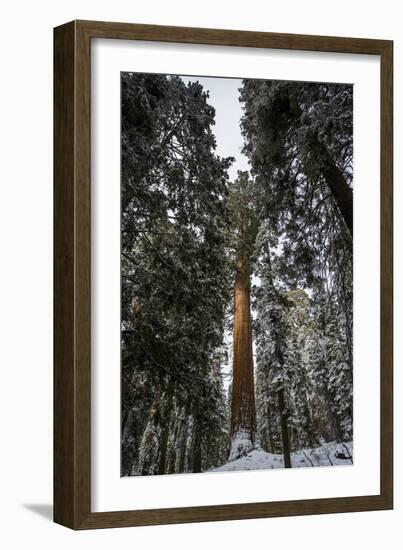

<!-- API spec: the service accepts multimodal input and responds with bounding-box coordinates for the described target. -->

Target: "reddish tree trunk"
[229,255,256,458]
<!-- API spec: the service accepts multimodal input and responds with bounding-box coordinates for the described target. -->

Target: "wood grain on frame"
[54,20,393,530]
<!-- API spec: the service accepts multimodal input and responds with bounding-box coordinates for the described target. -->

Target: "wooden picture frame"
[54,20,393,529]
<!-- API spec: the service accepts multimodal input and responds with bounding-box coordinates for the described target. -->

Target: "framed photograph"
[54,20,393,529]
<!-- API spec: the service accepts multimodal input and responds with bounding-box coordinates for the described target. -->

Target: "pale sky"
[180,75,250,181]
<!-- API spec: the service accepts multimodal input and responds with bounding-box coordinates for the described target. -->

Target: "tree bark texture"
[157,390,173,475]
[277,389,292,468]
[266,404,276,453]
[176,414,189,474]
[139,388,161,475]
[230,255,257,448]
[320,144,353,237]
[191,416,202,473]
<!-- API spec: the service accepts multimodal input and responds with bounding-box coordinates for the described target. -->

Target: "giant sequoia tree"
[228,172,259,460]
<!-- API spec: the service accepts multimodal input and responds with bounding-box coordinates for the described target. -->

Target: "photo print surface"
[121,73,353,476]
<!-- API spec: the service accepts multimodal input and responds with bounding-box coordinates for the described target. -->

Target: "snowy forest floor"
[211,441,353,472]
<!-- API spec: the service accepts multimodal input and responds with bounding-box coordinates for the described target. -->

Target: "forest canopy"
[121,73,353,476]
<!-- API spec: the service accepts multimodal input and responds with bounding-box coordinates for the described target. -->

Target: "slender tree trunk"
[332,413,343,442]
[166,440,176,474]
[229,254,256,460]
[316,141,353,237]
[157,390,173,475]
[176,416,188,474]
[319,365,343,441]
[121,407,137,476]
[303,393,315,448]
[266,404,276,454]
[191,416,202,473]
[139,388,161,475]
[185,417,194,472]
[167,413,181,474]
[263,245,291,466]
[277,389,292,468]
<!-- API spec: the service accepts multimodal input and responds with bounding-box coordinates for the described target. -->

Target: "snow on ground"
[211,441,353,472]
[228,431,254,462]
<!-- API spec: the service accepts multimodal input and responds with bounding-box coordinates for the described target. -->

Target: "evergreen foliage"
[121,73,233,475]
[121,74,353,475]
[241,80,353,457]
